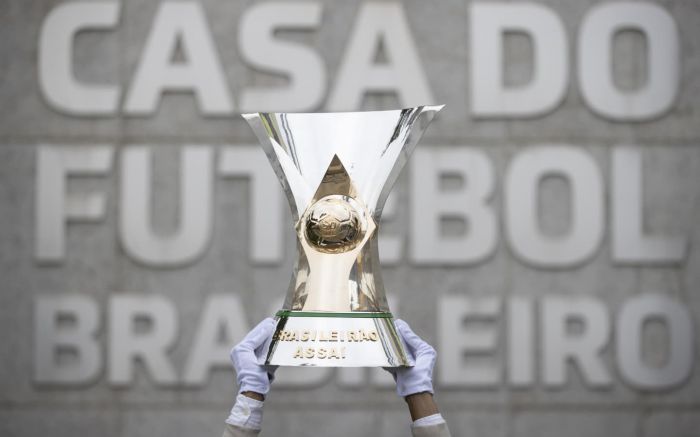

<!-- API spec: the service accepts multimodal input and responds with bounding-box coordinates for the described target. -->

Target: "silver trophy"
[243,106,443,367]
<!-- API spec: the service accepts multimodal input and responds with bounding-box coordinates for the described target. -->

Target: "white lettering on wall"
[38,2,120,115]
[33,144,691,267]
[542,296,612,387]
[31,293,695,390]
[470,2,568,117]
[617,294,694,389]
[35,146,112,262]
[119,146,213,266]
[505,146,604,267]
[36,2,684,120]
[34,295,101,384]
[123,2,234,115]
[612,146,687,264]
[109,294,179,386]
[238,2,325,112]
[219,146,284,264]
[411,148,496,265]
[327,3,435,110]
[578,2,679,120]
[508,296,535,387]
[438,295,501,387]
[182,295,250,385]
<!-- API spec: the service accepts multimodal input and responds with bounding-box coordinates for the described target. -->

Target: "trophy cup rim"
[241,104,445,119]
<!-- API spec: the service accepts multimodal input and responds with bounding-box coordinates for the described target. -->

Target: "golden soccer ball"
[303,195,367,253]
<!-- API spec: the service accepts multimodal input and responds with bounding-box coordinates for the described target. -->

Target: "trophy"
[243,105,443,367]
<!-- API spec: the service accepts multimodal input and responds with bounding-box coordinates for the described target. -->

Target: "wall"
[1,1,699,436]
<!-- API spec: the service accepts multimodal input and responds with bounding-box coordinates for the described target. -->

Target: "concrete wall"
[1,0,699,436]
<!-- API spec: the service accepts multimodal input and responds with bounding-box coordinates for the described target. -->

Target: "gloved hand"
[229,317,277,396]
[385,319,437,398]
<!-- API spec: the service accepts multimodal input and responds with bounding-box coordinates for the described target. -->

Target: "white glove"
[230,317,277,395]
[225,393,265,430]
[386,319,437,397]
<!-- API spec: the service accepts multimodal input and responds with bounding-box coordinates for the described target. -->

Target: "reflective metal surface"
[243,106,443,367]
[303,195,367,254]
[257,315,414,367]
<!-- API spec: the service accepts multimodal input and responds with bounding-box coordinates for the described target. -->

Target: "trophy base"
[259,311,412,367]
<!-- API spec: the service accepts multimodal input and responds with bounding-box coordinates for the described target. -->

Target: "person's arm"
[221,318,277,437]
[406,392,439,421]
[387,320,452,437]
